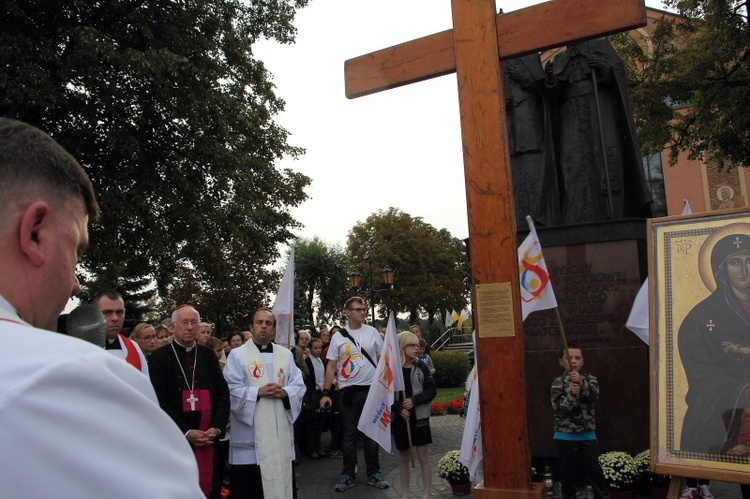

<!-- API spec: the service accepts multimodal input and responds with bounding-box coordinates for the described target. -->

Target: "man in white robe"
[0,118,202,497]
[224,308,305,499]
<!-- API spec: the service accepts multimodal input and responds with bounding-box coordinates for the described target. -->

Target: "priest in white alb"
[224,307,305,499]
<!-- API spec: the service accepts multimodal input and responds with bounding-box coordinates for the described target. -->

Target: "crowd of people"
[87,295,443,498]
[64,289,405,497]
[83,292,446,498]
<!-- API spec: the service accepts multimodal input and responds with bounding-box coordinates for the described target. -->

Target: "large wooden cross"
[345,0,646,497]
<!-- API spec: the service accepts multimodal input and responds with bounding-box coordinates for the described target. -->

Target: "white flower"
[634,450,651,475]
[634,449,670,487]
[598,451,638,491]
[437,450,470,484]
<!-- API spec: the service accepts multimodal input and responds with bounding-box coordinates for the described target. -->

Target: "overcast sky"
[254,0,666,261]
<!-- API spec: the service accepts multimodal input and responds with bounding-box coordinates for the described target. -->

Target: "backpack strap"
[339,328,377,368]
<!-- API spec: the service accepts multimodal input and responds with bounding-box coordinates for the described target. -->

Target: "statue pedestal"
[522,219,650,458]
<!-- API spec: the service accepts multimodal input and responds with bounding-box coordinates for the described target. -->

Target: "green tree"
[612,1,750,168]
[161,234,297,337]
[0,0,311,328]
[287,237,351,331]
[347,208,469,328]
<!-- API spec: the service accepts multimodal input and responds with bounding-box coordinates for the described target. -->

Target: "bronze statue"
[503,54,560,227]
[546,37,652,224]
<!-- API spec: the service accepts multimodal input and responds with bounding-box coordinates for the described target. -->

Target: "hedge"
[431,350,470,387]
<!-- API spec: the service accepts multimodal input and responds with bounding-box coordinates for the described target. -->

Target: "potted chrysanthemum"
[437,450,471,496]
[633,450,652,490]
[598,451,638,496]
[634,450,671,499]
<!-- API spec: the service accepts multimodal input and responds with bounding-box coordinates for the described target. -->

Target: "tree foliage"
[288,237,351,331]
[346,208,469,327]
[612,0,750,168]
[77,275,157,330]
[0,0,311,326]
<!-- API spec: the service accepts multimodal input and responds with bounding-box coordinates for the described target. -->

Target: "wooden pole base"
[474,481,548,499]
[667,476,683,499]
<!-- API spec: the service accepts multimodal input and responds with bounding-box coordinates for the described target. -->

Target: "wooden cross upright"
[345,0,646,497]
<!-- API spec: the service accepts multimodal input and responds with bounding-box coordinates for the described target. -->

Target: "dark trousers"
[685,479,709,487]
[209,446,224,499]
[339,386,380,479]
[328,391,343,451]
[229,463,297,499]
[555,439,610,499]
[306,412,326,454]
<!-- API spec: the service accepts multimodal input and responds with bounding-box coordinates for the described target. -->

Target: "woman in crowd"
[155,324,172,348]
[319,328,331,350]
[130,322,158,358]
[225,331,244,351]
[205,336,227,370]
[293,330,311,376]
[294,330,312,456]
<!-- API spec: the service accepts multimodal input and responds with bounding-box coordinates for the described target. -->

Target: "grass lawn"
[435,386,465,403]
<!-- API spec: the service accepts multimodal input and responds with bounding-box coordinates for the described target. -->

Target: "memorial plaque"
[522,220,650,458]
[476,282,516,338]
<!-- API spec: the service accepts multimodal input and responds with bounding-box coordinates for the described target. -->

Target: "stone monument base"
[522,219,650,458]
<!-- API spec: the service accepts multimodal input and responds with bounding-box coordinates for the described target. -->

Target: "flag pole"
[554,307,571,374]
[285,315,292,349]
[402,389,416,468]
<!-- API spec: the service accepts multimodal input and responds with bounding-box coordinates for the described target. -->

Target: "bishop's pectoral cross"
[344,0,646,496]
[186,391,199,411]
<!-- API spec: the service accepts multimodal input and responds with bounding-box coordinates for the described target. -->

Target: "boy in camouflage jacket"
[551,344,610,499]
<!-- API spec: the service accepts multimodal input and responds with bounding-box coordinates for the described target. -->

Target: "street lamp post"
[348,251,394,324]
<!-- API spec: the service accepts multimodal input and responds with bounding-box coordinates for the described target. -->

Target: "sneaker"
[329,450,343,458]
[367,473,390,489]
[699,485,714,499]
[680,487,699,499]
[334,475,355,492]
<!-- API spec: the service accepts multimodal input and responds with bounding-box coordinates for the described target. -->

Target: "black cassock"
[150,342,229,498]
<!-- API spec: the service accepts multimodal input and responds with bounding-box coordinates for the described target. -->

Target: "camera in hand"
[316,402,332,415]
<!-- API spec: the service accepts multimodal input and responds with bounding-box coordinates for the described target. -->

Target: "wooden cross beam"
[345,0,646,98]
[344,1,646,497]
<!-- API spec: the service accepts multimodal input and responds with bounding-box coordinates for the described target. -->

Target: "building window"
[643,153,667,217]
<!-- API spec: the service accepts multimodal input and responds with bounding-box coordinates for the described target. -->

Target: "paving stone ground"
[292,413,745,499]
[295,414,471,499]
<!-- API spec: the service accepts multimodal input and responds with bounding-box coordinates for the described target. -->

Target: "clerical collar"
[254,341,273,353]
[105,336,121,350]
[173,339,196,352]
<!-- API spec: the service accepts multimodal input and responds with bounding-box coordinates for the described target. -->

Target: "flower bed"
[431,396,465,416]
